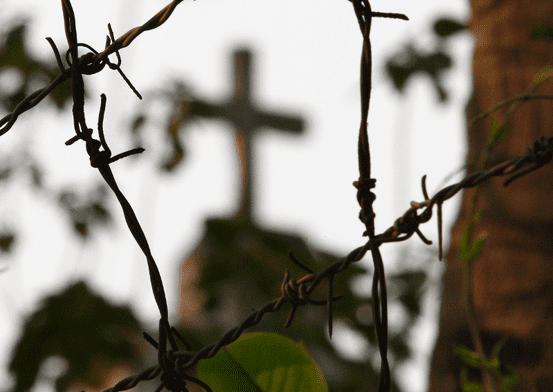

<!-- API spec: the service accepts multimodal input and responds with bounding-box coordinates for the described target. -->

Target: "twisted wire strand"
[0,0,184,137]
[373,133,553,260]
[139,132,553,392]
[56,1,204,391]
[102,124,553,391]
[93,0,184,65]
[350,2,408,390]
[94,241,370,392]
[171,243,371,372]
[0,73,70,136]
[94,119,553,392]
[3,0,553,391]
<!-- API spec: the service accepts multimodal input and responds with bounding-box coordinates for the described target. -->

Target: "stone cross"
[190,48,305,221]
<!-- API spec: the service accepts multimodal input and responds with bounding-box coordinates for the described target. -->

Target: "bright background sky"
[0,0,472,391]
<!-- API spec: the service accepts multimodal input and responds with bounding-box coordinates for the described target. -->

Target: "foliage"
[449,60,553,392]
[2,2,552,392]
[8,281,143,392]
[0,23,72,111]
[197,332,328,392]
[454,342,520,392]
[385,17,465,102]
[529,22,553,41]
[458,209,487,267]
[176,217,425,391]
[1,7,427,392]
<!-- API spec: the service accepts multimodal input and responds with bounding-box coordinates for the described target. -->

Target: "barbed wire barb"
[3,0,553,391]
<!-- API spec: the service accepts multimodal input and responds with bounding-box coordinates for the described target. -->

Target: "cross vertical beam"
[190,48,305,222]
[233,50,253,220]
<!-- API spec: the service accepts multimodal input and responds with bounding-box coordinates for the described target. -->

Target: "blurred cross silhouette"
[190,48,304,221]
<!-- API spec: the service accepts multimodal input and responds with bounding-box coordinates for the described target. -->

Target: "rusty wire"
[350,1,408,390]
[53,1,207,391]
[94,119,553,390]
[92,0,185,66]
[372,133,553,261]
[0,0,187,137]
[2,0,553,391]
[0,73,70,136]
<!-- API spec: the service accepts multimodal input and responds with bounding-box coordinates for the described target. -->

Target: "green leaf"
[533,65,552,85]
[500,364,521,392]
[454,344,485,369]
[473,209,484,225]
[197,332,328,392]
[459,368,486,392]
[458,213,488,266]
[490,337,506,360]
[489,125,512,149]
[488,114,513,149]
[466,233,488,264]
[433,18,466,38]
[529,23,553,41]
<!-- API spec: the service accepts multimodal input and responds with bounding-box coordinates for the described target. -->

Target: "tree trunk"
[429,1,553,391]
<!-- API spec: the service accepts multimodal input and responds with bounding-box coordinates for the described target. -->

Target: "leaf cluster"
[385,17,465,102]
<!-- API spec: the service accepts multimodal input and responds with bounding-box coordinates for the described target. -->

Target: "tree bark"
[429,1,553,391]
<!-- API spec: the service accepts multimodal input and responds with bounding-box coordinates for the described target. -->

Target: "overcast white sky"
[0,0,472,391]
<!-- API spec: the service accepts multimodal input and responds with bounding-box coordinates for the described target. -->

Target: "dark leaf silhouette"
[433,18,466,38]
[0,23,72,112]
[529,22,553,41]
[0,232,15,252]
[8,281,142,392]
[58,184,111,239]
[385,44,452,102]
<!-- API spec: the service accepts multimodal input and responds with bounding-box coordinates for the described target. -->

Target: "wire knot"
[504,134,553,186]
[281,270,314,307]
[387,209,432,245]
[279,257,343,330]
[527,135,553,165]
[354,178,377,234]
[143,324,212,392]
[393,212,419,235]
[65,43,106,75]
[160,364,189,392]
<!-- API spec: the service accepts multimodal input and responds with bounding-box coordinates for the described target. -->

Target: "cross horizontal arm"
[189,101,304,135]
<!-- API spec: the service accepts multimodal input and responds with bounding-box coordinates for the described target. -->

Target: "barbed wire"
[97,127,553,392]
[0,0,188,137]
[372,134,553,260]
[0,72,69,136]
[52,1,205,391]
[350,1,410,390]
[92,0,184,65]
[2,0,553,391]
